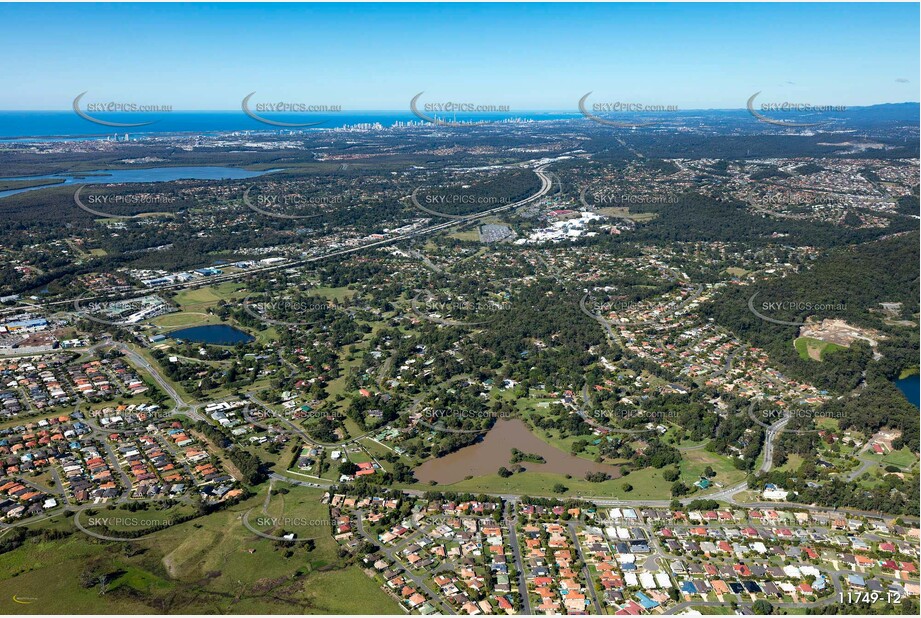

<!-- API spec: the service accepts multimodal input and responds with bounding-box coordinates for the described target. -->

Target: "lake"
[168,324,254,345]
[895,373,919,408]
[0,166,280,199]
[414,418,621,484]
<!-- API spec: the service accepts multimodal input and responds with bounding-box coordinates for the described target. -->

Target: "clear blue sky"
[1,2,917,110]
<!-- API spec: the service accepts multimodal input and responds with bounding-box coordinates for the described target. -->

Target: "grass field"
[794,336,845,361]
[174,282,246,310]
[0,486,401,614]
[78,503,194,533]
[448,228,481,242]
[596,206,657,222]
[151,311,221,328]
[412,466,675,500]
[775,453,804,473]
[880,447,920,471]
[309,286,356,302]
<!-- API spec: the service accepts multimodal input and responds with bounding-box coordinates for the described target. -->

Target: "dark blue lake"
[169,324,254,345]
[895,373,919,408]
[0,166,280,199]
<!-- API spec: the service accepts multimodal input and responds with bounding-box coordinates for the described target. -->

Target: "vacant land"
[0,486,401,614]
[794,336,845,361]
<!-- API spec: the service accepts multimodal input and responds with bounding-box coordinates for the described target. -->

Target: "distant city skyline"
[0,2,918,111]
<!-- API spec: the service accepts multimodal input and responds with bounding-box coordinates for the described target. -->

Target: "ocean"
[0,111,580,140]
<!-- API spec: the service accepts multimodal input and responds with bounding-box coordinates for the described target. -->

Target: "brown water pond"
[414,418,621,484]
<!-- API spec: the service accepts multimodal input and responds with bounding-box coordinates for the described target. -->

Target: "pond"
[414,418,620,484]
[895,373,919,408]
[168,324,254,345]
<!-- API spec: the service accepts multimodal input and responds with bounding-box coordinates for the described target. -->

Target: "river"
[0,166,280,199]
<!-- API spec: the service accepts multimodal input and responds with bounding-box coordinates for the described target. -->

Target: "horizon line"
[2,102,919,114]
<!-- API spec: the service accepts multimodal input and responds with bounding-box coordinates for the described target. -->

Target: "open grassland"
[597,206,658,221]
[309,286,356,302]
[879,447,920,471]
[448,228,481,242]
[173,282,246,310]
[0,486,400,614]
[150,312,221,328]
[794,336,845,361]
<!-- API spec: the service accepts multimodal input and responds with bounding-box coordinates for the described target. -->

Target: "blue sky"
[1,2,917,110]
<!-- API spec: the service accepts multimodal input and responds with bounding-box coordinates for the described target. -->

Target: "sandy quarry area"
[799,318,885,350]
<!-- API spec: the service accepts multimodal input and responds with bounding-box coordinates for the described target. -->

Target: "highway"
[1,164,554,319]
